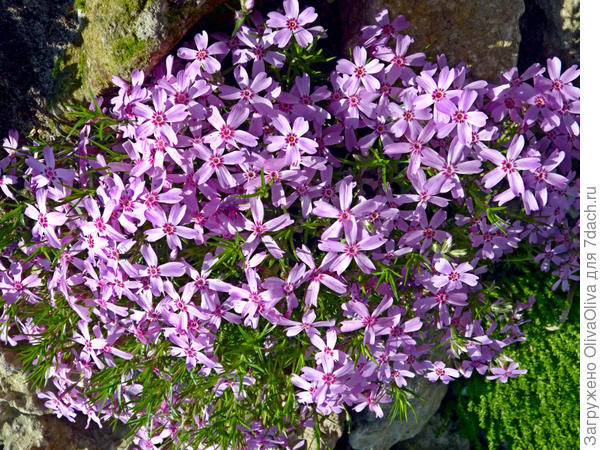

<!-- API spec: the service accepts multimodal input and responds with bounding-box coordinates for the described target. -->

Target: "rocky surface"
[340,0,525,81]
[518,0,580,71]
[347,374,448,450]
[0,347,130,449]
[393,412,470,450]
[0,0,225,139]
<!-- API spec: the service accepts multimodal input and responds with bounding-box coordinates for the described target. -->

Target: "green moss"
[73,0,86,11]
[112,35,150,66]
[446,267,579,449]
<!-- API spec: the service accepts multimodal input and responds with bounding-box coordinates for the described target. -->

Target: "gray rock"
[518,0,579,71]
[0,0,226,138]
[394,413,471,450]
[340,0,525,81]
[349,375,448,450]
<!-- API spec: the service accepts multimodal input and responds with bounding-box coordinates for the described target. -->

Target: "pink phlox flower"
[426,360,460,384]
[296,244,347,307]
[310,328,341,368]
[340,297,394,345]
[229,268,284,328]
[80,196,125,242]
[72,320,106,370]
[169,333,216,370]
[1,129,20,170]
[219,65,274,115]
[157,67,210,108]
[421,136,482,194]
[374,34,426,81]
[204,105,258,149]
[336,45,384,93]
[534,56,580,102]
[163,281,203,320]
[200,290,242,328]
[351,384,391,418]
[177,31,228,76]
[394,168,449,210]
[486,359,527,382]
[234,25,285,76]
[388,89,432,139]
[242,197,294,259]
[38,390,77,422]
[279,309,334,337]
[414,287,468,327]
[26,145,75,195]
[266,114,318,168]
[402,208,449,251]
[523,148,568,211]
[319,226,386,275]
[263,262,306,313]
[298,359,353,407]
[0,262,42,304]
[312,176,380,240]
[360,8,409,48]
[480,134,541,205]
[266,0,318,48]
[0,173,16,199]
[214,373,256,400]
[138,244,186,295]
[133,88,188,144]
[384,120,437,177]
[277,73,331,125]
[24,189,67,247]
[145,203,198,251]
[431,258,479,291]
[414,66,461,120]
[371,239,411,264]
[390,360,415,387]
[436,89,488,144]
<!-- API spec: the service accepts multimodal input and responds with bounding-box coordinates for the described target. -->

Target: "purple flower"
[296,245,347,307]
[193,144,246,189]
[133,89,188,145]
[145,204,198,251]
[436,90,488,144]
[138,244,186,295]
[340,297,394,344]
[177,31,228,76]
[204,105,258,150]
[24,189,67,247]
[242,197,294,259]
[486,360,527,382]
[431,259,478,291]
[319,228,386,275]
[266,0,318,48]
[426,361,460,384]
[481,134,540,205]
[336,46,384,93]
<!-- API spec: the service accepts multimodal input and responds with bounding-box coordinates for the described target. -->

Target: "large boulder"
[518,0,579,70]
[0,0,225,138]
[341,0,525,81]
[0,347,129,449]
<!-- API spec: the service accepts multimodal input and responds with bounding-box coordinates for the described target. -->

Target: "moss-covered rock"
[57,0,226,106]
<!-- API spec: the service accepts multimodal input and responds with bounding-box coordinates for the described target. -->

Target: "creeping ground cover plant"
[0,1,579,448]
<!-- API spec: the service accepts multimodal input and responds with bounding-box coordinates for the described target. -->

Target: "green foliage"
[446,267,579,449]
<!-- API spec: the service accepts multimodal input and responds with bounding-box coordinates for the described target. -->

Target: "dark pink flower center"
[448,272,460,281]
[343,242,360,257]
[251,221,267,235]
[38,214,48,228]
[152,112,166,126]
[452,110,467,123]
[501,159,516,173]
[285,133,299,146]
[209,154,223,168]
[196,49,209,61]
[322,372,336,384]
[148,265,161,278]
[162,222,176,236]
[286,17,299,31]
[219,125,234,141]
